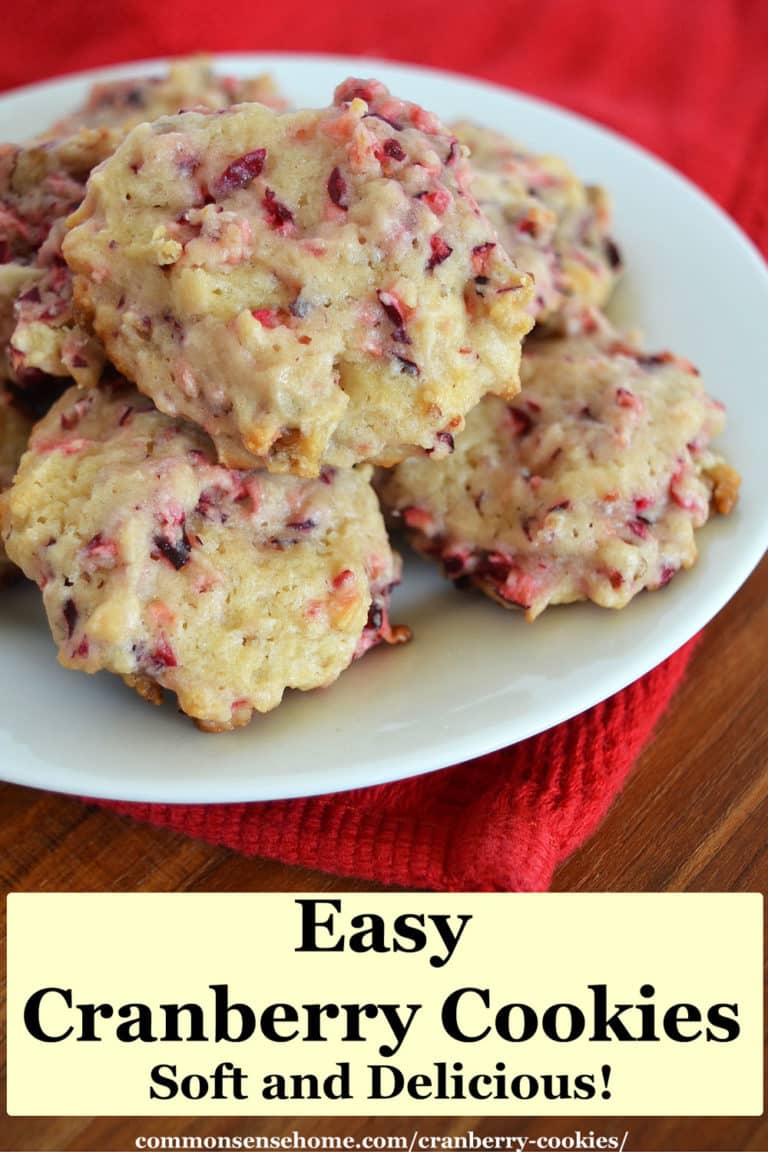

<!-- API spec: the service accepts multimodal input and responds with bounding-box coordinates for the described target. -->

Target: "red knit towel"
[5,0,765,890]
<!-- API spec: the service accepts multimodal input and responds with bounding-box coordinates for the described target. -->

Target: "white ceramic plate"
[1,54,767,803]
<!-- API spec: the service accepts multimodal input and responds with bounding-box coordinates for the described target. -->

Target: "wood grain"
[1,555,766,1152]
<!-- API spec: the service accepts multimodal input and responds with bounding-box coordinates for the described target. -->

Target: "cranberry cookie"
[453,120,621,329]
[0,387,32,583]
[2,61,286,388]
[48,57,287,140]
[63,78,534,475]
[0,129,115,386]
[1,380,407,729]
[379,330,739,619]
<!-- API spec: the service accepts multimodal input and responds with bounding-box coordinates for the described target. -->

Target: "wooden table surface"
[1,555,766,1152]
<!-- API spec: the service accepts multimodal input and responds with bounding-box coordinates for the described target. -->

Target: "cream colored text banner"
[5,893,763,1115]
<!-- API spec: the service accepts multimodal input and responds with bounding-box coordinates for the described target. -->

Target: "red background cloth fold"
[5,1,766,889]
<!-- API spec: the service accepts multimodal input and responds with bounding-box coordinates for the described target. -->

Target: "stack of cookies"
[0,60,739,731]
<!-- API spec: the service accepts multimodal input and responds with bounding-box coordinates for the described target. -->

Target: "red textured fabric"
[6,1,765,890]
